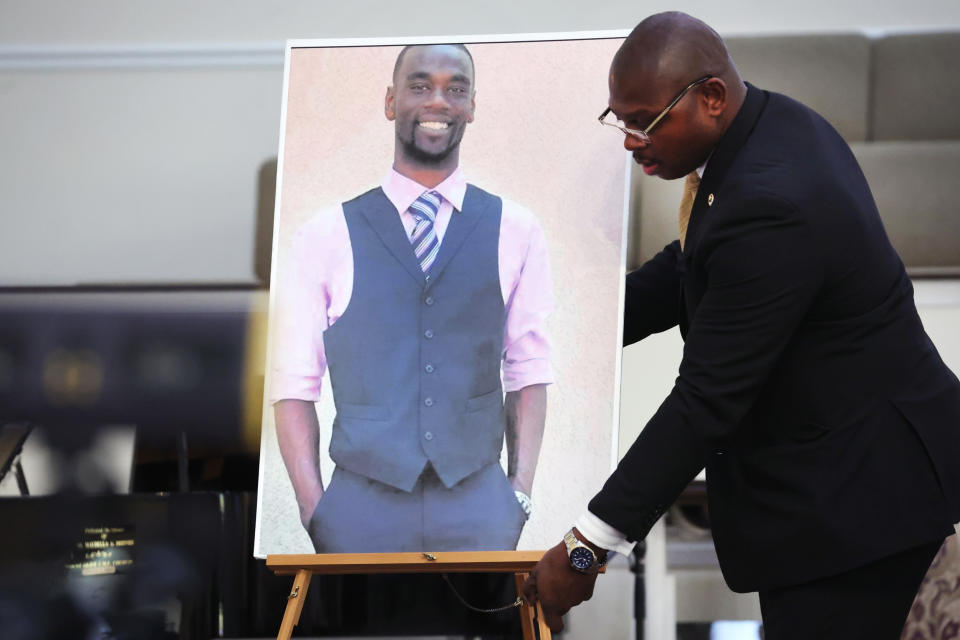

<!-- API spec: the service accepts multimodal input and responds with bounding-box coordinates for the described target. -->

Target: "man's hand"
[522,540,600,632]
[301,490,324,529]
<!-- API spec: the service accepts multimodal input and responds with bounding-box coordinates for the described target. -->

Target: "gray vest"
[323,185,506,492]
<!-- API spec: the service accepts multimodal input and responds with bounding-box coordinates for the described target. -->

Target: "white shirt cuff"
[574,511,636,557]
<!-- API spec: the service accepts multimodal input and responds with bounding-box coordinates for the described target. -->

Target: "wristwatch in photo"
[515,490,533,519]
[563,528,606,573]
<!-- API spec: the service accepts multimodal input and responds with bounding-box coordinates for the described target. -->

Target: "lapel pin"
[707,193,714,206]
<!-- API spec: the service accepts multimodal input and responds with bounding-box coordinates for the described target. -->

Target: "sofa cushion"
[852,141,960,274]
[726,34,872,142]
[626,142,960,274]
[871,32,960,141]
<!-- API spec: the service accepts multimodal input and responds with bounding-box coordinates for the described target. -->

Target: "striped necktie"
[678,171,700,250]
[409,190,441,274]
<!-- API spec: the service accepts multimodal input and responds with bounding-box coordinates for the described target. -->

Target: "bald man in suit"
[524,13,960,639]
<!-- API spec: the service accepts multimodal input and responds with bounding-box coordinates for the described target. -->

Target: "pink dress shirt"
[270,167,554,404]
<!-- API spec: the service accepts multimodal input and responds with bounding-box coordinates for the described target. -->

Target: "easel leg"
[535,600,552,640]
[514,572,552,640]
[277,569,312,640]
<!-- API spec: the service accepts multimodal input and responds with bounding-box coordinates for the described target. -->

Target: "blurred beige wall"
[3,0,960,286]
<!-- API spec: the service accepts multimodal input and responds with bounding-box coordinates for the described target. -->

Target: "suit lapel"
[358,188,426,286]
[424,184,490,288]
[683,84,769,256]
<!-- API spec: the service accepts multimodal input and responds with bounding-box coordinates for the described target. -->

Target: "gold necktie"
[678,171,701,250]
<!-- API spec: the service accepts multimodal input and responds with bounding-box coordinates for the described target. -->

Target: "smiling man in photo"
[270,43,554,553]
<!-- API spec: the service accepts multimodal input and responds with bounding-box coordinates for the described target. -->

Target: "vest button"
[424,329,434,339]
[424,364,434,373]
[424,397,434,407]
[424,431,434,440]
[425,296,434,306]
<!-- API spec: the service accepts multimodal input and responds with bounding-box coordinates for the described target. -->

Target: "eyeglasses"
[598,75,714,144]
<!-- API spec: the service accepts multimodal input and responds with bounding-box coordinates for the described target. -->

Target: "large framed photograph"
[255,33,629,556]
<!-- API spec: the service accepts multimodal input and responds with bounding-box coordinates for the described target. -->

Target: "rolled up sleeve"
[269,223,330,404]
[501,204,555,392]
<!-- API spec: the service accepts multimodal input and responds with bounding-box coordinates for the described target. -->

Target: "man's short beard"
[400,137,457,165]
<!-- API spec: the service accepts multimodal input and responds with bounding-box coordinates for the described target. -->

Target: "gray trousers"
[307,461,528,553]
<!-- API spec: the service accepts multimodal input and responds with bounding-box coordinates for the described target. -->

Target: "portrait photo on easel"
[254,34,629,557]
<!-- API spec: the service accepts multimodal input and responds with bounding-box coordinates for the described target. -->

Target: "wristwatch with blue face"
[563,529,604,573]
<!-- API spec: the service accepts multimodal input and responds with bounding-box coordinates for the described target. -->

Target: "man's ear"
[385,85,396,121]
[468,92,476,123]
[700,78,727,118]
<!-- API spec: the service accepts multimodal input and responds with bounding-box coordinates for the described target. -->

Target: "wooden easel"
[267,551,552,640]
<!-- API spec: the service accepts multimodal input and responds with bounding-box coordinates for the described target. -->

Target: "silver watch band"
[515,490,532,518]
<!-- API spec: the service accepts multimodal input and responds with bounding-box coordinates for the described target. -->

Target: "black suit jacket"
[591,84,960,592]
